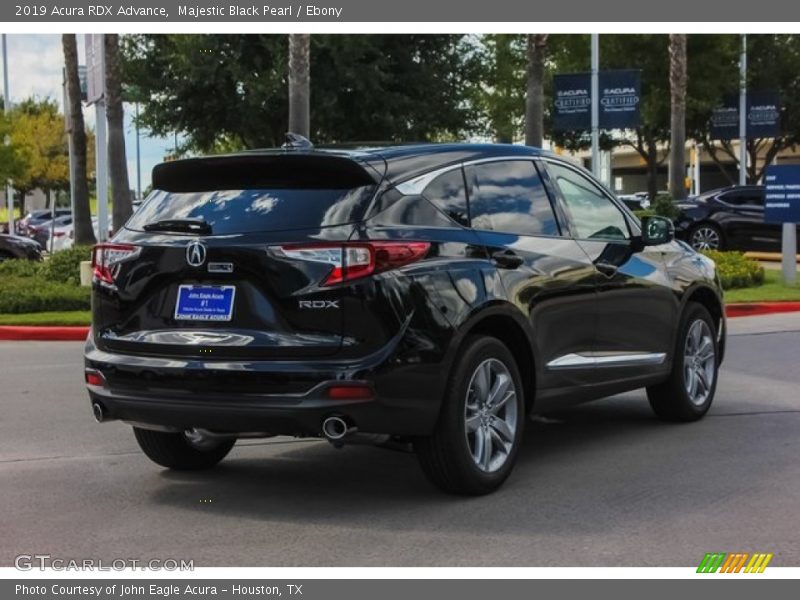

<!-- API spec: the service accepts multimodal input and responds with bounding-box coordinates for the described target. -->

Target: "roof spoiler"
[152,152,380,193]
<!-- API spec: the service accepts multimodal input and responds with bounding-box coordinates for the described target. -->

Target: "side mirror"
[641,215,675,246]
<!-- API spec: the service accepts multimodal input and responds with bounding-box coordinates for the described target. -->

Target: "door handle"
[595,261,619,277]
[491,250,524,269]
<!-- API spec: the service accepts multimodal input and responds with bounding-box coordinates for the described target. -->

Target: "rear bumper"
[84,339,444,437]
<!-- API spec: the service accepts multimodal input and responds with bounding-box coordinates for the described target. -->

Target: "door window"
[546,162,630,241]
[465,160,559,236]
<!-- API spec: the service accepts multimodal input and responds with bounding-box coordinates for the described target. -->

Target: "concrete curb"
[0,326,90,341]
[726,302,800,318]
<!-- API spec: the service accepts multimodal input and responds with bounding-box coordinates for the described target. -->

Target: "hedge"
[701,250,765,290]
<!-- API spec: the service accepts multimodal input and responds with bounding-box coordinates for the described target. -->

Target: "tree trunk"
[525,34,548,148]
[288,34,311,139]
[105,34,132,233]
[62,34,96,246]
[668,34,688,200]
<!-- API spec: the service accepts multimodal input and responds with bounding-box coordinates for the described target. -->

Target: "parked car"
[30,215,112,252]
[19,208,71,237]
[85,141,726,495]
[0,233,43,262]
[674,185,796,251]
[617,191,651,211]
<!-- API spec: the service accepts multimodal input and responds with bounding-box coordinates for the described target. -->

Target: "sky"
[3,33,174,195]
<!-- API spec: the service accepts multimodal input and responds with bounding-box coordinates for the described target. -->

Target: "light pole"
[739,34,747,186]
[135,102,141,201]
[2,34,14,234]
[590,33,600,178]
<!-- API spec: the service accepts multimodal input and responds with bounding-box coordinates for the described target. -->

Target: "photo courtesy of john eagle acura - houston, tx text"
[84,137,726,495]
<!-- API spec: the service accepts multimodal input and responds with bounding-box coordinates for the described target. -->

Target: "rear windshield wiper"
[143,219,212,234]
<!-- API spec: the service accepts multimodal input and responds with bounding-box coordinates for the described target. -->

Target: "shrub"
[0,258,44,278]
[652,194,680,220]
[702,250,765,290]
[0,275,91,313]
[44,245,93,284]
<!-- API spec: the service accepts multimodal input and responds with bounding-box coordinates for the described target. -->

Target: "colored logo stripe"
[697,552,773,573]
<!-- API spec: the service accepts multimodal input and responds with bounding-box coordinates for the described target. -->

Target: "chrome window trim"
[394,156,538,196]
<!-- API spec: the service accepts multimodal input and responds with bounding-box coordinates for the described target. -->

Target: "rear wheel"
[133,427,235,470]
[414,335,525,495]
[647,303,719,421]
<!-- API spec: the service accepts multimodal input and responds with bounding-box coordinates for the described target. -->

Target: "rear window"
[126,187,375,235]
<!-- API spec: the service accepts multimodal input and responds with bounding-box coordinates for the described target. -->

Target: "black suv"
[85,142,726,495]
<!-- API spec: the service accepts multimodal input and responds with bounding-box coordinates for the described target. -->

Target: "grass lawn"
[0,310,91,326]
[725,269,800,303]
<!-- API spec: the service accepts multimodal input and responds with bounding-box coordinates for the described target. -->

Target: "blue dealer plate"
[175,285,236,321]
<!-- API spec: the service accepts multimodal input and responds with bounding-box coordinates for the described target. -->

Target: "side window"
[465,160,559,236]
[422,169,469,227]
[546,162,630,241]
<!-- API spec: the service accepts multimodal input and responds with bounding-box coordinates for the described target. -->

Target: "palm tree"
[105,33,132,232]
[669,34,688,200]
[288,34,310,138]
[525,34,548,148]
[62,34,95,246]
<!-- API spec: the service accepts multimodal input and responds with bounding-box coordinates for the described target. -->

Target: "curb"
[0,326,90,341]
[726,302,800,318]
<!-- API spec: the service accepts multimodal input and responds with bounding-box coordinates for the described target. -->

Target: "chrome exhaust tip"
[321,416,354,441]
[92,402,105,423]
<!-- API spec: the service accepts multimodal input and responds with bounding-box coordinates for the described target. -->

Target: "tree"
[694,35,800,184]
[288,34,310,138]
[525,34,548,148]
[669,34,688,200]
[475,35,526,142]
[9,99,69,216]
[0,107,23,191]
[63,34,95,246]
[105,33,133,232]
[122,34,480,152]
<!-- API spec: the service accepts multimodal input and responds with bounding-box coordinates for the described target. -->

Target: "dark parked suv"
[85,141,726,494]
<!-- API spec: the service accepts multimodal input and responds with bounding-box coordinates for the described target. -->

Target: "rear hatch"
[92,152,385,360]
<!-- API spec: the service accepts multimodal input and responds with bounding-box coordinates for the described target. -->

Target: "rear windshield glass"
[126,187,375,234]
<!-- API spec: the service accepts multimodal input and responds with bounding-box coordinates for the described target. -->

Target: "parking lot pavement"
[1,313,799,567]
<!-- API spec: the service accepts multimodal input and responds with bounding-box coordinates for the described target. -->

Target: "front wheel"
[647,303,719,421]
[414,335,525,495]
[133,427,235,470]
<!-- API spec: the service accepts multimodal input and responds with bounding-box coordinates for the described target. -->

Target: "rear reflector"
[326,384,374,400]
[85,370,106,387]
[278,241,430,286]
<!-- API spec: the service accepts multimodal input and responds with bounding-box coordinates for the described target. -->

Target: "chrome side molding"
[547,352,667,370]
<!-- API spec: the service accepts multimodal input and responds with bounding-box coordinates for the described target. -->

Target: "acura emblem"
[186,241,207,267]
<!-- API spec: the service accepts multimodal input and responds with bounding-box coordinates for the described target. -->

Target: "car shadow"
[146,390,757,537]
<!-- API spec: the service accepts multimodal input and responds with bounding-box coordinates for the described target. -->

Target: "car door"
[542,159,677,383]
[714,188,778,249]
[464,159,599,389]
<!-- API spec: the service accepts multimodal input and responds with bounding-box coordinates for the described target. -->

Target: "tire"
[414,335,525,495]
[133,427,235,470]
[647,303,719,422]
[687,223,724,251]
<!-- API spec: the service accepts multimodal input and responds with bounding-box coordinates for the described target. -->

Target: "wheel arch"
[681,284,726,364]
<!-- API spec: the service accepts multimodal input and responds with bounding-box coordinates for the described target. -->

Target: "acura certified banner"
[553,70,641,132]
[709,92,782,139]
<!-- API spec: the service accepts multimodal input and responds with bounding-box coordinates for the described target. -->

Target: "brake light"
[278,241,430,286]
[91,243,141,284]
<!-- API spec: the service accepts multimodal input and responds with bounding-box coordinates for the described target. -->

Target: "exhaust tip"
[322,416,353,441]
[92,402,105,423]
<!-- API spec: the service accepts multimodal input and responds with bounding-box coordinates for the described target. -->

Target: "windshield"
[126,187,376,235]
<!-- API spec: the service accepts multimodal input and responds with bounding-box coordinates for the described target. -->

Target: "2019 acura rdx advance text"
[85,140,726,495]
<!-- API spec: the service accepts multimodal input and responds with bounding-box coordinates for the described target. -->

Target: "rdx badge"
[299,300,340,309]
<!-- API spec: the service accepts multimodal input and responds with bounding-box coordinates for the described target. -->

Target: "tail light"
[91,243,141,284]
[278,241,430,286]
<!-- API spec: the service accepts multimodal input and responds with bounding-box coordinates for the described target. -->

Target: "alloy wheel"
[464,358,518,473]
[683,319,716,406]
[690,226,720,251]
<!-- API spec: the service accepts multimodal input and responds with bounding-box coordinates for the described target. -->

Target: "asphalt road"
[2,314,799,567]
